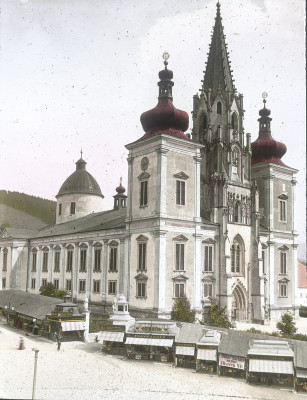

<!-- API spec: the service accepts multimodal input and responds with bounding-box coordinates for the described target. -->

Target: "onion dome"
[251,96,287,166]
[56,156,103,198]
[139,52,189,142]
[116,178,126,196]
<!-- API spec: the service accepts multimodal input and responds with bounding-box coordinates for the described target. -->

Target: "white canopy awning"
[61,321,86,332]
[249,359,294,375]
[197,349,217,361]
[296,369,307,379]
[99,331,125,343]
[176,346,195,356]
[125,337,173,347]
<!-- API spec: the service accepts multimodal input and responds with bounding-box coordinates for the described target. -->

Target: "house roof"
[0,290,65,321]
[1,227,40,239]
[32,207,127,239]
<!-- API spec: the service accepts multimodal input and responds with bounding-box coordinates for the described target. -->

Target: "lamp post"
[32,348,39,400]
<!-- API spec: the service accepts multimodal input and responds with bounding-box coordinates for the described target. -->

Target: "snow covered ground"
[0,320,301,400]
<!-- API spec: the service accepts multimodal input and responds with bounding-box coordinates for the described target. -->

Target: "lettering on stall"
[219,354,245,370]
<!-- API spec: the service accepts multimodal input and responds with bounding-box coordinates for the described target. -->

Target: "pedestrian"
[57,337,61,351]
[19,337,25,350]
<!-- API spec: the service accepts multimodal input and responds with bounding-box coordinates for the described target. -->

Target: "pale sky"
[0,0,305,243]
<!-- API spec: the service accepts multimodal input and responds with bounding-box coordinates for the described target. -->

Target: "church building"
[0,3,298,322]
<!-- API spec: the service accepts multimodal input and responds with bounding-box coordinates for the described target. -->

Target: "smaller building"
[247,339,294,387]
[98,294,135,355]
[217,331,248,378]
[174,323,204,369]
[45,297,86,341]
[125,320,179,362]
[196,330,221,373]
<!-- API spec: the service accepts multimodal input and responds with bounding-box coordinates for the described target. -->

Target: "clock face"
[141,157,149,171]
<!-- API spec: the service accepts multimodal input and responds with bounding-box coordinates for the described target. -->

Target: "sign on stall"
[219,354,245,370]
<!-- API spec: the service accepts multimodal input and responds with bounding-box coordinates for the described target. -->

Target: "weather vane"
[262,92,268,105]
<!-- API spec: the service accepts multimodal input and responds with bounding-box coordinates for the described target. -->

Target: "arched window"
[234,202,240,223]
[217,102,222,114]
[231,112,238,130]
[203,114,207,130]
[231,240,241,273]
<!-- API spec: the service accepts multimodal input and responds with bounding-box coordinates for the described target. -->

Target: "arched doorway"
[232,284,247,321]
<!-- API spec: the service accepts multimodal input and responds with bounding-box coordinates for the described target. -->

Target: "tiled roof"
[2,227,39,239]
[0,290,64,321]
[33,207,127,239]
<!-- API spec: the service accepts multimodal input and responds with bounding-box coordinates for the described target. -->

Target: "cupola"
[113,178,127,210]
[55,151,104,224]
[251,94,287,166]
[138,52,189,142]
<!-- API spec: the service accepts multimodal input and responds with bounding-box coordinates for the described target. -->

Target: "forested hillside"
[0,190,56,229]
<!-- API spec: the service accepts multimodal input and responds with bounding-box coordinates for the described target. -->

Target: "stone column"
[124,234,131,300]
[292,243,299,316]
[193,153,202,222]
[48,245,53,283]
[268,241,275,315]
[102,239,109,301]
[60,244,66,291]
[37,246,42,290]
[153,230,167,313]
[155,146,168,218]
[72,242,79,302]
[193,234,202,317]
[87,241,93,300]
[126,155,134,222]
[119,238,125,293]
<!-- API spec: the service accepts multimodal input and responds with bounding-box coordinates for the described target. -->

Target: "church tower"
[192,3,260,321]
[125,53,206,318]
[251,96,299,319]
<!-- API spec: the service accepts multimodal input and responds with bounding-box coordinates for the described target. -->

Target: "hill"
[0,190,56,231]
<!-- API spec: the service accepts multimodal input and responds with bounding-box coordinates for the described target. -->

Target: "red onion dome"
[139,53,189,142]
[251,98,287,166]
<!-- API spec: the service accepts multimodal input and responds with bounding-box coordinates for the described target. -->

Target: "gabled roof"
[0,290,65,321]
[202,3,235,98]
[176,322,204,344]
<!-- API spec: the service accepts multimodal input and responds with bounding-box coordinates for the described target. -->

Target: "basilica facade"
[0,4,298,321]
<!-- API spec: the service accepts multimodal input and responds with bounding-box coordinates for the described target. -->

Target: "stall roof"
[175,323,204,344]
[218,330,250,358]
[198,329,221,346]
[248,340,294,357]
[98,331,125,343]
[0,290,64,321]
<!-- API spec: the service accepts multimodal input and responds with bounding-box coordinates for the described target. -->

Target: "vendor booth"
[125,320,178,362]
[196,330,220,373]
[295,368,307,392]
[247,340,294,387]
[45,299,86,341]
[175,344,196,368]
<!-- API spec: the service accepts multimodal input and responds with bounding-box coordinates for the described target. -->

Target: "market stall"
[196,330,221,373]
[98,325,126,355]
[295,369,307,392]
[218,353,246,378]
[125,320,178,362]
[247,340,294,387]
[175,344,196,368]
[45,301,86,341]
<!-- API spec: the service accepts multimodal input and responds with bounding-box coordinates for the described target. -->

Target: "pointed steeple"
[202,2,235,98]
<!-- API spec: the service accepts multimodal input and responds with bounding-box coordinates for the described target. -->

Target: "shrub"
[171,296,195,323]
[276,313,297,336]
[201,303,232,328]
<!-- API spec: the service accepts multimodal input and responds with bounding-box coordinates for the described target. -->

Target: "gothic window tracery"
[231,237,244,274]
[231,112,238,130]
[217,101,222,114]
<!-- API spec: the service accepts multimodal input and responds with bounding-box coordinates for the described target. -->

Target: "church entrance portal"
[232,284,247,321]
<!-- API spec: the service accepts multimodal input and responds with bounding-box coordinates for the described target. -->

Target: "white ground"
[0,321,304,400]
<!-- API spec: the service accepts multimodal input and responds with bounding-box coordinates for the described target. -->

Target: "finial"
[162,51,169,69]
[80,148,83,159]
[120,176,122,185]
[262,92,268,106]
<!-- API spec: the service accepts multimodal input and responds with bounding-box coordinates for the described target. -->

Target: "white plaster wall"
[56,193,103,224]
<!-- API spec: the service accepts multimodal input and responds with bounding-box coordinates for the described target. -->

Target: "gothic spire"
[202,2,235,97]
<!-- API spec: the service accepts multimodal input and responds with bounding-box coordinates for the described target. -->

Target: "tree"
[171,296,195,323]
[40,282,68,299]
[201,303,232,329]
[276,313,297,336]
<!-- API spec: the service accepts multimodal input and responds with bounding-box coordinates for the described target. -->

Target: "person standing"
[57,337,61,351]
